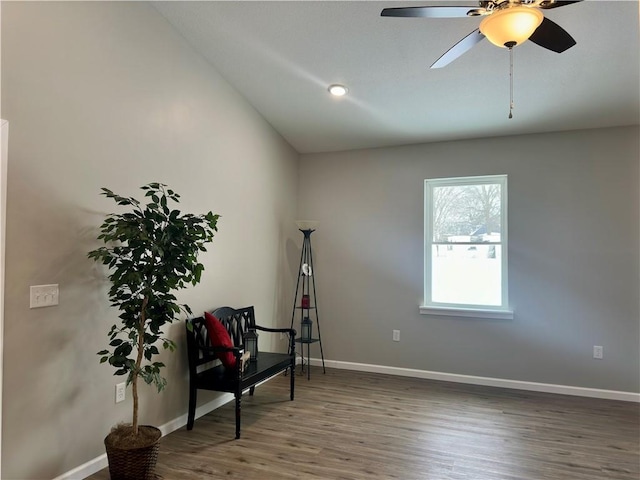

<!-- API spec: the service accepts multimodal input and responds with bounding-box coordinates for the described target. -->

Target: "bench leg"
[290,359,295,401]
[235,393,241,439]
[187,386,197,431]
[249,386,255,396]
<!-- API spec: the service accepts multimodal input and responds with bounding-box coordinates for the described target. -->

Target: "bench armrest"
[255,325,296,336]
[255,326,297,357]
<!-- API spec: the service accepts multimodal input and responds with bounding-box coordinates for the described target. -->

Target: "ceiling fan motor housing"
[479,0,550,11]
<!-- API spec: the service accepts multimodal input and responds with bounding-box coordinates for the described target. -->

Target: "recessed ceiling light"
[328,84,348,97]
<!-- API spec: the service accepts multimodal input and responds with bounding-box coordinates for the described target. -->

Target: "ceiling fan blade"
[431,29,485,69]
[529,17,576,53]
[381,6,476,18]
[539,0,583,10]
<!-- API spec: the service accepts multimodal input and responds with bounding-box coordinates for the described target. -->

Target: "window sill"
[419,305,514,320]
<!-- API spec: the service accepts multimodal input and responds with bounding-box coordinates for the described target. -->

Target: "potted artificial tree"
[88,183,219,480]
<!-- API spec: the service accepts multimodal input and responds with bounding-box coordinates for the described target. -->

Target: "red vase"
[301,295,310,309]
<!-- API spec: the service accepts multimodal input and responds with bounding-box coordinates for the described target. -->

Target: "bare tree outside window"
[433,184,501,242]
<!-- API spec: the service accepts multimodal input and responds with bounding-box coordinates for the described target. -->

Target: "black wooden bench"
[185,305,296,438]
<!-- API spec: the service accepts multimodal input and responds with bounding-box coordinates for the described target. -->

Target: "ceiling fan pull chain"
[508,46,514,119]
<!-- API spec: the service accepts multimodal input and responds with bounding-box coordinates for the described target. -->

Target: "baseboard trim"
[308,358,640,403]
[52,454,108,480]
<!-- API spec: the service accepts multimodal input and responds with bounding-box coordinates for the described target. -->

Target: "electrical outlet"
[115,382,126,403]
[29,284,59,308]
[593,345,603,359]
[393,330,400,342]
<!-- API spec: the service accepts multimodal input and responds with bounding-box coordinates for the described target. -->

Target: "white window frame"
[420,174,513,320]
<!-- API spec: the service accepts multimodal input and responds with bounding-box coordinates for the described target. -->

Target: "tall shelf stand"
[290,226,326,379]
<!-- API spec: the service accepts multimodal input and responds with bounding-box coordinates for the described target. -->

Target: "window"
[422,175,512,319]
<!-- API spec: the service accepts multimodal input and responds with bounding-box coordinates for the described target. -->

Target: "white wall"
[299,126,639,393]
[1,2,298,479]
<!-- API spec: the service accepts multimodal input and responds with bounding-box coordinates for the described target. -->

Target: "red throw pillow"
[204,312,237,369]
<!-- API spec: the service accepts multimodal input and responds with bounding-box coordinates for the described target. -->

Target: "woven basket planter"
[104,425,162,480]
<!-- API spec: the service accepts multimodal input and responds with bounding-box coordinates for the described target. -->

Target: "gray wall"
[1,2,297,479]
[299,126,639,393]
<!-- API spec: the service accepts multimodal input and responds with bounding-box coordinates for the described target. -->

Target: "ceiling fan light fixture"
[479,6,544,48]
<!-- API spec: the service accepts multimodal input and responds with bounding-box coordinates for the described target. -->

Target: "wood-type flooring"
[87,367,639,480]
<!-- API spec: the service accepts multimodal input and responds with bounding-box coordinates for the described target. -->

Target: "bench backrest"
[185,306,257,374]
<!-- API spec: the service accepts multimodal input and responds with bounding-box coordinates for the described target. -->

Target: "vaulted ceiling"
[154,1,639,153]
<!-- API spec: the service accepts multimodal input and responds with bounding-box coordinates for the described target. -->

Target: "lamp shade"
[479,7,543,48]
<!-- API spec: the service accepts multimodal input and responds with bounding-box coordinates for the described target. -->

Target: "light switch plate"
[29,284,59,308]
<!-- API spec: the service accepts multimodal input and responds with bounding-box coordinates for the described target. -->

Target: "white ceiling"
[154,1,639,154]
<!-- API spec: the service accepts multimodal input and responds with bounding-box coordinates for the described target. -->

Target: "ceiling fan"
[381,0,583,68]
